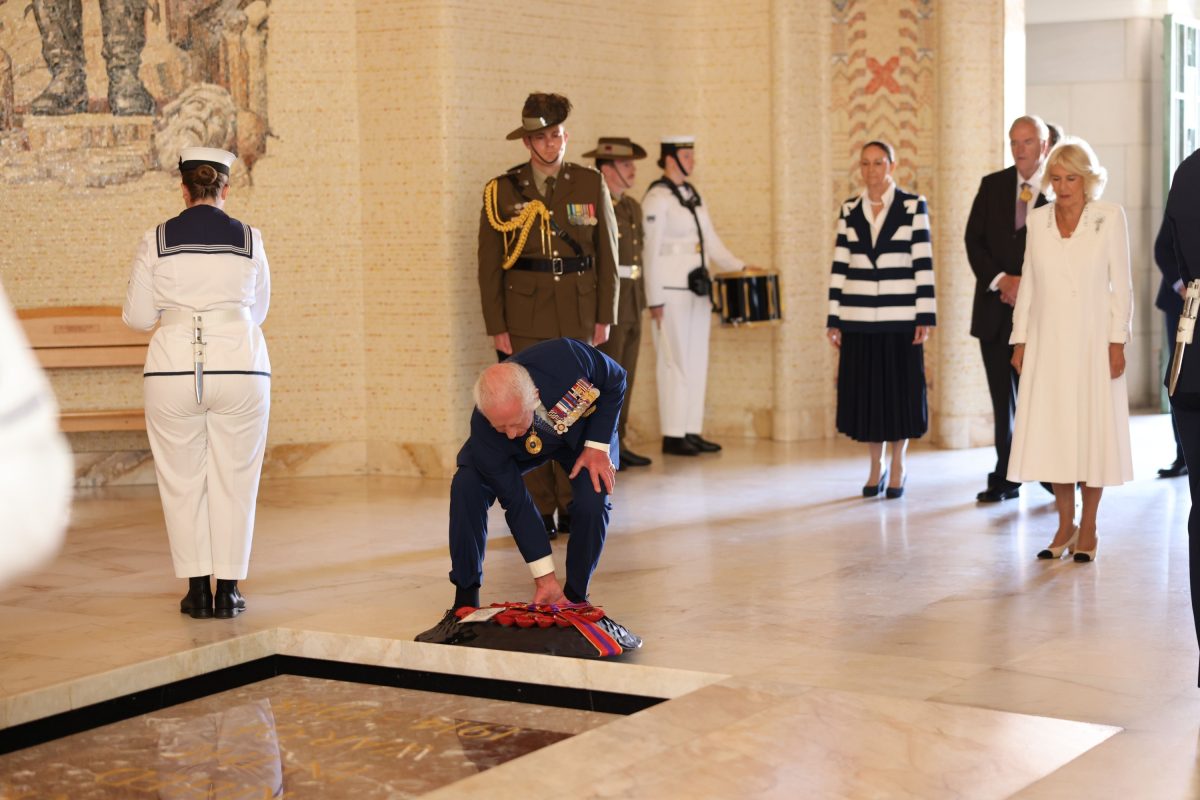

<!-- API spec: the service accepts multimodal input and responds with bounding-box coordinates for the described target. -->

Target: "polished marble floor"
[0,674,611,798]
[0,414,1198,798]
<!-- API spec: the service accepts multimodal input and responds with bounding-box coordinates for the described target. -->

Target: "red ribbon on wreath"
[455,602,623,657]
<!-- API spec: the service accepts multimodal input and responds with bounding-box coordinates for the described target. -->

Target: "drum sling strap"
[650,178,715,306]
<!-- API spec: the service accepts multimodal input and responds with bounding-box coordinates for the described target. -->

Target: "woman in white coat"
[1009,138,1133,563]
[123,147,271,618]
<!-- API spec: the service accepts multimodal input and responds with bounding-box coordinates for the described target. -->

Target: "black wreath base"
[414,609,643,659]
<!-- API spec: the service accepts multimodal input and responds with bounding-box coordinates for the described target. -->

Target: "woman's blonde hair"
[1041,136,1107,201]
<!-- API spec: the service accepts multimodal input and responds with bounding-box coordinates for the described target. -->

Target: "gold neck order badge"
[1019,186,1033,203]
[525,430,543,455]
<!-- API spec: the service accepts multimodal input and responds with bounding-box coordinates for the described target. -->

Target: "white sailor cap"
[178,147,237,175]
[661,135,695,146]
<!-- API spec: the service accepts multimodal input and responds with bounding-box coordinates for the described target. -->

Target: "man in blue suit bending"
[449,338,626,610]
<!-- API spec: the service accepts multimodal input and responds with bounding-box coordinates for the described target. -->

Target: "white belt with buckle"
[159,307,252,328]
[617,264,641,280]
[159,308,252,404]
[658,241,701,256]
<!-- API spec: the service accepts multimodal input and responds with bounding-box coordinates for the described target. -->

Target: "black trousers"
[978,337,1019,490]
[1165,312,1185,462]
[1169,390,1200,687]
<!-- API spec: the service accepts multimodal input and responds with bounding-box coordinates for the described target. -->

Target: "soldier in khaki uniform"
[584,137,652,468]
[478,92,620,539]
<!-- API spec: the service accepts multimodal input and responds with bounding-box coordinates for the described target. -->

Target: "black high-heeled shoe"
[863,470,887,498]
[885,475,907,499]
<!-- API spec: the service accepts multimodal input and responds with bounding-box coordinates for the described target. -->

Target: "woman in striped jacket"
[826,141,936,499]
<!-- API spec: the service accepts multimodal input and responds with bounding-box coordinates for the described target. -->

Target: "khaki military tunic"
[598,193,646,442]
[478,162,620,343]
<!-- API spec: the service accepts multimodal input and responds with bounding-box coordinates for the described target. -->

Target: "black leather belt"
[512,256,593,275]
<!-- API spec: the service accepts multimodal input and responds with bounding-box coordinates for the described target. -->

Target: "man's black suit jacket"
[1163,150,1200,393]
[964,165,1048,343]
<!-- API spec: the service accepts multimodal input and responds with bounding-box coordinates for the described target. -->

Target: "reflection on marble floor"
[0,675,610,798]
[1,415,1198,798]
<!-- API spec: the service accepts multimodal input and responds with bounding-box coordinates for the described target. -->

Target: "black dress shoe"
[214,579,246,619]
[662,436,700,456]
[863,470,887,498]
[180,575,213,619]
[885,476,907,499]
[684,433,721,452]
[977,486,1020,502]
[619,448,652,467]
[557,513,571,535]
[542,514,558,540]
[1158,459,1188,478]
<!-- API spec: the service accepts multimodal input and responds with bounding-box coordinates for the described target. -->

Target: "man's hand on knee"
[532,572,566,606]
[569,447,615,493]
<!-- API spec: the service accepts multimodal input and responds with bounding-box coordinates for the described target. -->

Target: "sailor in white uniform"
[642,136,749,456]
[0,282,73,588]
[122,147,271,620]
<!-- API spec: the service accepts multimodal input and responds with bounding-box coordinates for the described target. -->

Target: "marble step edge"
[0,626,728,731]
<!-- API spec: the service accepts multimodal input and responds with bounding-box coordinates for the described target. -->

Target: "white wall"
[1026,17,1162,408]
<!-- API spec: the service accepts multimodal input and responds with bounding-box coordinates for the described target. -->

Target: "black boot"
[99,0,154,115]
[180,575,213,619]
[685,433,722,453]
[29,0,88,115]
[214,579,246,619]
[557,512,571,535]
[662,435,700,456]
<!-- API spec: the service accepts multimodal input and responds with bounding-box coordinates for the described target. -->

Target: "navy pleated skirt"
[836,330,928,443]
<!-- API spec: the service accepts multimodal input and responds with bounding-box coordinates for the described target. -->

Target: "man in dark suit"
[965,115,1051,502]
[1155,219,1188,477]
[448,338,626,610]
[1162,147,1200,686]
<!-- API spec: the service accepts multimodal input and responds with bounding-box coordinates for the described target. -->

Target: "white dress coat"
[1008,201,1133,486]
[642,181,744,437]
[123,204,271,580]
[0,283,73,587]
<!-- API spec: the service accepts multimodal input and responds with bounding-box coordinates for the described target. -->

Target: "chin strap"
[668,152,690,178]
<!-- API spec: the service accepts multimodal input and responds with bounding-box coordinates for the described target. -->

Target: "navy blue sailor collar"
[157,204,253,259]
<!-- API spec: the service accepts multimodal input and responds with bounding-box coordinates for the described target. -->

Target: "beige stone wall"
[0,0,1017,484]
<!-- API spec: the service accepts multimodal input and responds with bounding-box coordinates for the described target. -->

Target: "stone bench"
[18,306,152,433]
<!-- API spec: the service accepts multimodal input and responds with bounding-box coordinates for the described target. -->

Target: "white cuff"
[989,272,1008,292]
[528,555,555,578]
[584,440,609,454]
[1174,279,1185,293]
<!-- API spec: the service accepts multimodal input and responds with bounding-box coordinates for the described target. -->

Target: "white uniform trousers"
[651,289,711,437]
[144,374,270,580]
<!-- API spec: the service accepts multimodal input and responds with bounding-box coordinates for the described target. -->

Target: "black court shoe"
[214,579,247,619]
[619,448,652,467]
[685,433,722,453]
[663,436,700,456]
[863,470,887,498]
[885,475,907,499]
[543,514,558,540]
[180,575,213,619]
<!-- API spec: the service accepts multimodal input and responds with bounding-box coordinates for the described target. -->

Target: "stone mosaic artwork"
[0,674,616,798]
[0,0,270,187]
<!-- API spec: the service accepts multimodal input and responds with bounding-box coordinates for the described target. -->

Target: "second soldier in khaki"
[584,137,652,468]
[478,92,620,538]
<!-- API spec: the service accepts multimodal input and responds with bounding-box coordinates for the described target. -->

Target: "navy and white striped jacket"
[827,188,936,332]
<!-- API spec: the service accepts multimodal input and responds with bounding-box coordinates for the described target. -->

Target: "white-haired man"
[447,338,626,609]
